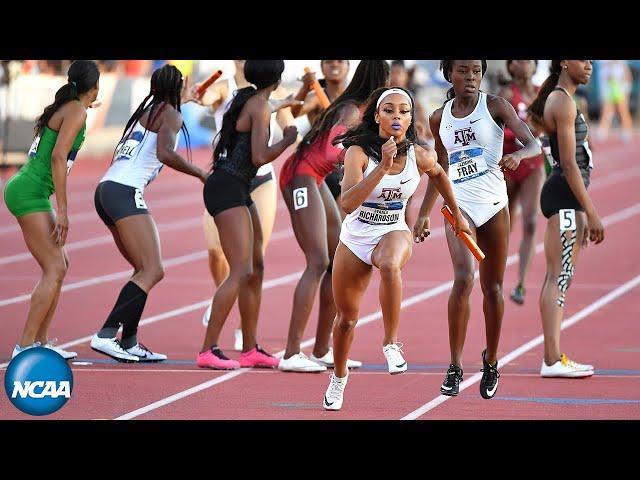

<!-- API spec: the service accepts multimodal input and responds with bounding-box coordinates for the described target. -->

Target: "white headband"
[376,88,413,109]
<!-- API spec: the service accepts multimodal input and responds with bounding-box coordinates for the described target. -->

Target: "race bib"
[559,209,577,231]
[358,201,403,225]
[134,188,148,209]
[293,187,308,210]
[583,141,594,169]
[28,135,41,158]
[66,150,78,175]
[114,130,145,162]
[448,148,490,184]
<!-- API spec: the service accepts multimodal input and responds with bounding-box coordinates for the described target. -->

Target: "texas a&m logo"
[454,127,476,147]
[377,187,402,201]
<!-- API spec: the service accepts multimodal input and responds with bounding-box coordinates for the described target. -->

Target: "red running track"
[1,138,639,420]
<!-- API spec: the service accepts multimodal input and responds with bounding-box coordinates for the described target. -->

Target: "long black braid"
[114,64,192,163]
[333,87,417,164]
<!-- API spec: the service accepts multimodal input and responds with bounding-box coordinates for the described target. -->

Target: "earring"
[563,65,568,69]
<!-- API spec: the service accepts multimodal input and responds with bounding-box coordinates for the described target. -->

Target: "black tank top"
[216,131,258,183]
[548,87,593,187]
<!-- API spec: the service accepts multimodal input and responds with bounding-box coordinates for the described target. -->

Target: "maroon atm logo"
[453,127,476,147]
[377,188,402,201]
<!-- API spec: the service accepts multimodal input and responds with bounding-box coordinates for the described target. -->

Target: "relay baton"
[304,67,331,109]
[441,205,485,261]
[196,70,223,97]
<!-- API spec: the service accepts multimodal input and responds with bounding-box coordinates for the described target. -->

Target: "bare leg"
[16,212,67,347]
[475,207,510,365]
[332,242,373,378]
[371,230,412,346]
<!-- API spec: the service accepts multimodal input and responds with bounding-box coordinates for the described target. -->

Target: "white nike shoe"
[310,348,363,369]
[383,342,407,374]
[278,352,327,372]
[90,335,139,363]
[561,355,594,372]
[43,339,77,360]
[323,372,348,411]
[234,329,243,352]
[125,343,167,362]
[540,354,594,378]
[11,342,41,359]
[202,303,212,327]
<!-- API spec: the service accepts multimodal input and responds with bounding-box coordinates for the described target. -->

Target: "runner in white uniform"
[414,60,541,400]
[322,87,470,411]
[90,64,208,363]
[339,143,421,265]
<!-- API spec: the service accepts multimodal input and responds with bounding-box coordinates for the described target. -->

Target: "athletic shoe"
[125,343,167,362]
[310,348,363,369]
[479,349,500,399]
[43,339,77,360]
[382,342,407,374]
[90,335,139,362]
[323,372,348,411]
[440,364,463,396]
[234,329,243,352]
[197,347,240,370]
[510,284,526,305]
[278,352,326,372]
[239,345,279,368]
[11,342,41,359]
[540,354,594,378]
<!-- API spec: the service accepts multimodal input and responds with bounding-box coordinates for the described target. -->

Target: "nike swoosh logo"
[470,119,481,124]
[493,201,500,205]
[395,362,407,368]
[400,179,412,185]
[486,380,498,396]
[324,395,334,406]
[441,385,453,391]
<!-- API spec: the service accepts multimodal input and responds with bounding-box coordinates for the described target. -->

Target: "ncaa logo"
[4,347,73,416]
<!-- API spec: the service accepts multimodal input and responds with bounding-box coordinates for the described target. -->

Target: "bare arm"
[250,99,297,167]
[290,71,318,118]
[191,79,227,109]
[416,109,448,222]
[488,95,541,171]
[50,102,86,245]
[156,109,208,182]
[334,102,361,129]
[414,145,470,240]
[339,145,385,214]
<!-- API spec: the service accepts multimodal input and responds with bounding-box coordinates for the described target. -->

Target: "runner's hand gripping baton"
[441,205,485,261]
[196,70,223,97]
[304,67,331,109]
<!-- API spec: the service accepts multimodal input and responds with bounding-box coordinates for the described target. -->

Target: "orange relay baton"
[441,205,485,261]
[304,67,331,109]
[196,70,223,97]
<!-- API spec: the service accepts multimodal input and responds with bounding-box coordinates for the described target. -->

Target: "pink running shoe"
[240,345,279,368]
[197,347,240,370]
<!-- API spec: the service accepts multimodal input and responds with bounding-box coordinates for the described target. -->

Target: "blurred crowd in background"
[1,59,639,165]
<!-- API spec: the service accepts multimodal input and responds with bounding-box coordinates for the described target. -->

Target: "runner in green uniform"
[3,60,100,360]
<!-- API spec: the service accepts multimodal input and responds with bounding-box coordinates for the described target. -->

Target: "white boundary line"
[401,273,640,420]
[113,202,640,420]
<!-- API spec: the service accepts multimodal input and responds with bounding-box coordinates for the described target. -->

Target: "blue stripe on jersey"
[452,170,490,184]
[449,147,483,165]
[361,201,404,210]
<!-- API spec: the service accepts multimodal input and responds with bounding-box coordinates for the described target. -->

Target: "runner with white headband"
[321,86,470,411]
